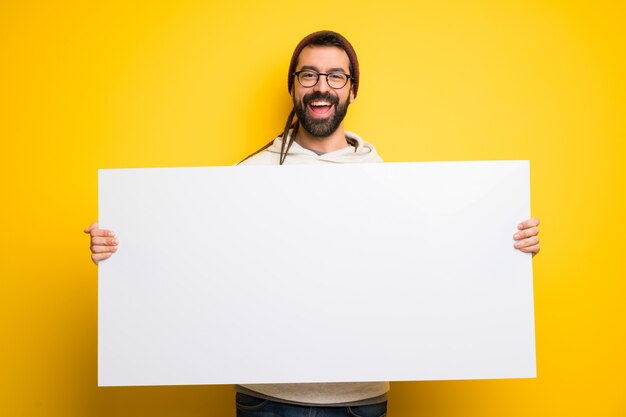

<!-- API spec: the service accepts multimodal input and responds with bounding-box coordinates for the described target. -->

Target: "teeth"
[310,101,331,106]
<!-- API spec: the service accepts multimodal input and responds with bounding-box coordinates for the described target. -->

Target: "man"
[85,31,541,417]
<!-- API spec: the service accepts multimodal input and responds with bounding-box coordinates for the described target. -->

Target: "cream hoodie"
[238,131,383,165]
[236,130,389,405]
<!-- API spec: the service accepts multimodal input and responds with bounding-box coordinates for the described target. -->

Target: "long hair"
[237,108,299,165]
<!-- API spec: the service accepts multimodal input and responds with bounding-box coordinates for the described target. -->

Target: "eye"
[328,73,347,82]
[300,71,317,80]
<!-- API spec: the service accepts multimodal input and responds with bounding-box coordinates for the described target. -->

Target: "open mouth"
[307,100,334,117]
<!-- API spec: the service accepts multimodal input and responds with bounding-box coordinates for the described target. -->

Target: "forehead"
[296,45,350,72]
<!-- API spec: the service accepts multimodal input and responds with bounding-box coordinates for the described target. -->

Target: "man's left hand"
[514,217,540,256]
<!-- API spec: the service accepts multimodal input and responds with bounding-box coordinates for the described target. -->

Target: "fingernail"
[514,233,520,239]
[514,242,521,248]
[112,247,118,252]
[112,238,119,245]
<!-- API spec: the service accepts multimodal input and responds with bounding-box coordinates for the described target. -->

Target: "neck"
[295,124,349,153]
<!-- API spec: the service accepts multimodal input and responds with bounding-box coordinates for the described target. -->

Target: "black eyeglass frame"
[292,70,353,89]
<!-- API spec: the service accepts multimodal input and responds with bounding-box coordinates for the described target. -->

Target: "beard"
[294,91,350,138]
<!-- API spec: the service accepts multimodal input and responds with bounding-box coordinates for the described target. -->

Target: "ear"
[349,86,355,104]
[290,80,296,99]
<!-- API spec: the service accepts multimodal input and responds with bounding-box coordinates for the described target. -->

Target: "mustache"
[302,92,339,106]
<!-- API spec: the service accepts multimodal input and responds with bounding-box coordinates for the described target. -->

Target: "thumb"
[84,221,99,234]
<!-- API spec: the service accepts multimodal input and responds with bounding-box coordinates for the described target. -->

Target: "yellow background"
[1,0,624,416]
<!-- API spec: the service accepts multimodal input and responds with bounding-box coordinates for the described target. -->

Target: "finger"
[91,236,119,246]
[91,245,118,254]
[84,221,99,234]
[514,236,539,249]
[518,217,540,230]
[92,252,112,264]
[90,228,116,238]
[519,244,540,254]
[514,226,539,240]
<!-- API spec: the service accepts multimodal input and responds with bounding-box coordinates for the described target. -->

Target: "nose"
[313,74,331,93]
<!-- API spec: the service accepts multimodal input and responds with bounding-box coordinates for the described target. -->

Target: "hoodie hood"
[240,130,383,165]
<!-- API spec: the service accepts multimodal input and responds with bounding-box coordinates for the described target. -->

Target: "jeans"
[236,393,387,417]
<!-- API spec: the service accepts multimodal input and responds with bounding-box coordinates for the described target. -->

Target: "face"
[292,46,355,138]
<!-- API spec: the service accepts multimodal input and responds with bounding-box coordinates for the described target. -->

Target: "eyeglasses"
[293,70,352,89]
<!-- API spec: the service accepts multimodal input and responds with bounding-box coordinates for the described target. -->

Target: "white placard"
[98,161,535,386]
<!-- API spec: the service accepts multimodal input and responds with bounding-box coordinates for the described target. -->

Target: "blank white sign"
[98,161,535,387]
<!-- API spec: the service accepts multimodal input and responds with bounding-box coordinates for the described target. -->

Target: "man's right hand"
[84,221,118,265]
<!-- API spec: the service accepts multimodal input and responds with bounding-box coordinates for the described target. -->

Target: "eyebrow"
[298,65,348,74]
